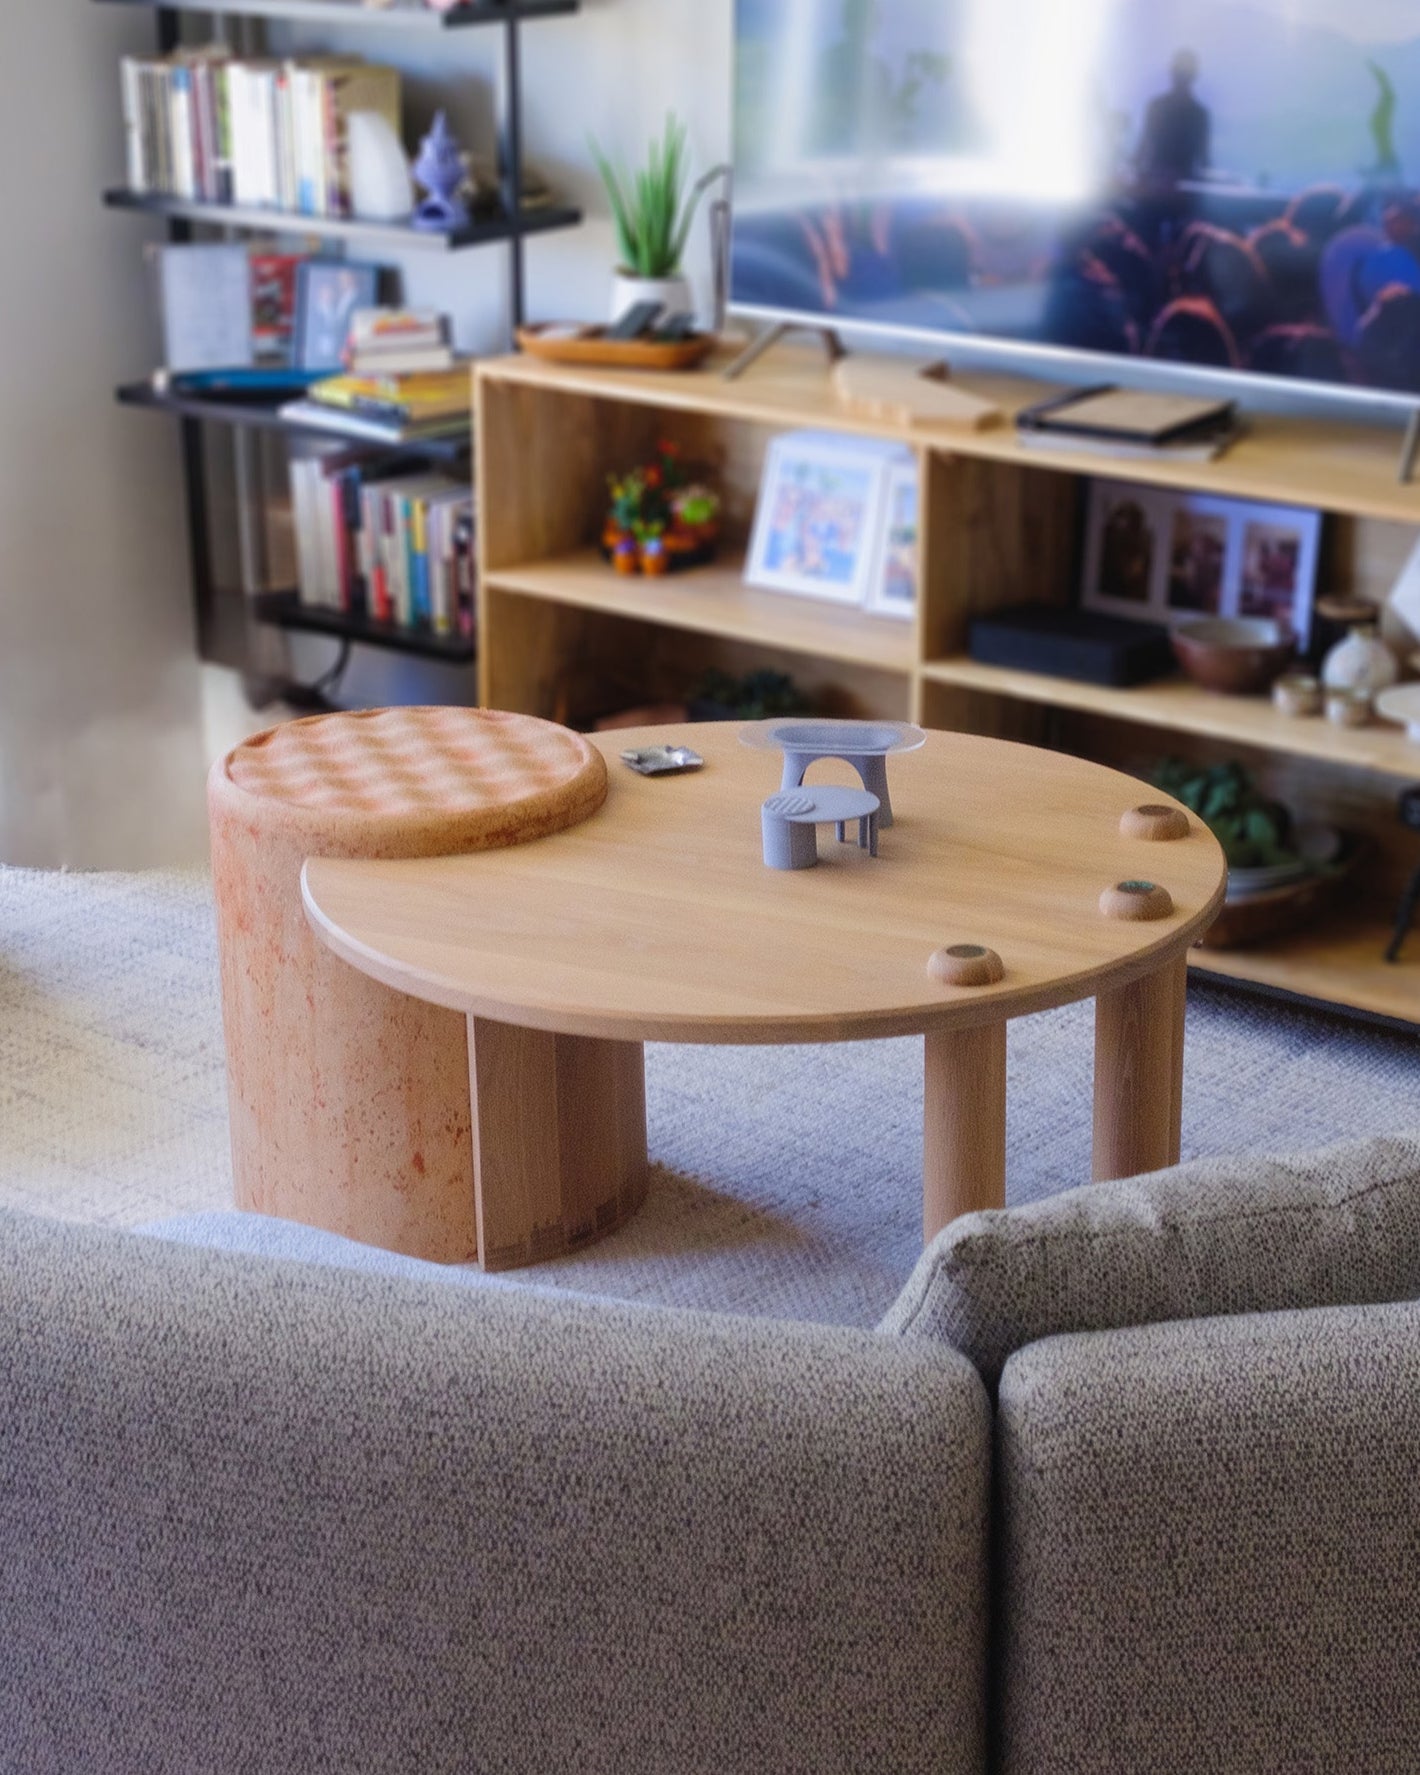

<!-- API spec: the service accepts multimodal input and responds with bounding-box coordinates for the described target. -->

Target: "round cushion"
[220,706,607,854]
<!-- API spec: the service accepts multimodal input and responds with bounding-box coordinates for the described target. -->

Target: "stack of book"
[119,48,401,217]
[281,359,473,447]
[346,308,457,376]
[290,452,476,637]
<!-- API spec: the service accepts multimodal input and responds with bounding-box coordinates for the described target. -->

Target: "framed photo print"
[293,260,380,371]
[1236,506,1322,645]
[867,457,919,620]
[1079,478,1322,647]
[1079,482,1161,615]
[1164,496,1234,619]
[746,432,900,606]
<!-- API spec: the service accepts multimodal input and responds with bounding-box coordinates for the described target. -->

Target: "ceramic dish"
[1374,682,1420,743]
[739,719,927,756]
[620,745,706,776]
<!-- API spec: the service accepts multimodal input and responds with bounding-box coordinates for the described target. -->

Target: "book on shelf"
[307,366,472,421]
[289,451,476,638]
[279,397,471,447]
[120,48,401,219]
[1014,383,1240,462]
[1014,423,1239,464]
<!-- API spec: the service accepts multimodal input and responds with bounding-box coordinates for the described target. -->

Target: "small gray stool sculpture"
[762,787,881,870]
[742,719,926,830]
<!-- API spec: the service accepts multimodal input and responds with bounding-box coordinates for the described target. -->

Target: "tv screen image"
[732,0,1420,401]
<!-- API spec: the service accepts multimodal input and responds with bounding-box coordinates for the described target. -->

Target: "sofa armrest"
[0,1211,989,1775]
[995,1299,1420,1774]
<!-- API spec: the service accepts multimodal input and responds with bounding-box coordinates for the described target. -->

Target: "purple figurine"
[412,111,471,233]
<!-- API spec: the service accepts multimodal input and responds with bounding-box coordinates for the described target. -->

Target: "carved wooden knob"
[1120,803,1190,842]
[928,943,1005,987]
[1099,880,1175,921]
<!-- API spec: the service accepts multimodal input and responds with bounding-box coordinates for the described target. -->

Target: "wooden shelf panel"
[482,551,916,673]
[1191,908,1417,1027]
[921,656,1420,782]
[94,0,579,28]
[104,188,581,253]
[481,351,1420,526]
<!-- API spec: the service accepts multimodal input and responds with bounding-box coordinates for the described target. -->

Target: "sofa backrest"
[993,1297,1420,1774]
[882,1134,1420,1388]
[0,1210,991,1775]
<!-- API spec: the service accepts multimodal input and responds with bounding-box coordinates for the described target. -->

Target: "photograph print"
[1237,510,1321,643]
[1080,478,1322,639]
[747,434,900,605]
[1081,481,1163,614]
[1165,499,1232,616]
[868,458,919,619]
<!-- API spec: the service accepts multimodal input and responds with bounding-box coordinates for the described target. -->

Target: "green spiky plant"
[591,114,703,279]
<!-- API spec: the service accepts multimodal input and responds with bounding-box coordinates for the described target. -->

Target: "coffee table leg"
[468,1016,648,1273]
[923,1022,1008,1241]
[1093,954,1187,1184]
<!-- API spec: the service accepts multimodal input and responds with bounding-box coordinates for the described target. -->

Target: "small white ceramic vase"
[610,270,695,325]
[1321,622,1400,695]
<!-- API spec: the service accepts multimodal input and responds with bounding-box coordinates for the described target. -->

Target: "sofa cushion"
[881,1133,1420,1387]
[0,1208,991,1775]
[994,1299,1420,1773]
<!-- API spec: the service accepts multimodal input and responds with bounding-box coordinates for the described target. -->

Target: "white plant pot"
[610,271,695,326]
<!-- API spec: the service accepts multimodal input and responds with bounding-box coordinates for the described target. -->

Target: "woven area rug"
[2,865,1417,1327]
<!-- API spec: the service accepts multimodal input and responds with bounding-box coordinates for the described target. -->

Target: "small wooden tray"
[516,323,717,371]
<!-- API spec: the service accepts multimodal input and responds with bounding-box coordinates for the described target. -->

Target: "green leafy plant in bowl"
[1151,759,1299,869]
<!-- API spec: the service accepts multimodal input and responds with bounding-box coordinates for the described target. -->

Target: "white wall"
[0,2,734,867]
[0,5,209,868]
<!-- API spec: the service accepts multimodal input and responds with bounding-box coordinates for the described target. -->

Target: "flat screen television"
[731,0,1420,410]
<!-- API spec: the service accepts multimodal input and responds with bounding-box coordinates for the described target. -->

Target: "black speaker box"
[966,603,1176,688]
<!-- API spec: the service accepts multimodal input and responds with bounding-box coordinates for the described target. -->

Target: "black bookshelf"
[252,592,476,663]
[96,0,579,27]
[109,0,580,687]
[104,188,581,253]
[117,380,472,459]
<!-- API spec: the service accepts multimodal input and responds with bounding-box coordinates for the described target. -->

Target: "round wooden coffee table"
[302,725,1226,1271]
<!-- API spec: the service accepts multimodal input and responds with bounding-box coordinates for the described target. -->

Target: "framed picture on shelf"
[151,242,254,372]
[867,456,919,620]
[746,431,902,606]
[1079,481,1162,615]
[1235,505,1322,644]
[1079,478,1322,646]
[1163,495,1234,619]
[251,253,306,361]
[293,260,381,372]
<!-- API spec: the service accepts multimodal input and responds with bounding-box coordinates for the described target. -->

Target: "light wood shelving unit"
[474,346,1420,1029]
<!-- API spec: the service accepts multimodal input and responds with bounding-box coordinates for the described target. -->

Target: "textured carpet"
[2,865,1418,1327]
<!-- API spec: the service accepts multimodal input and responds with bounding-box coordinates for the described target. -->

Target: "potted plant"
[591,113,704,322]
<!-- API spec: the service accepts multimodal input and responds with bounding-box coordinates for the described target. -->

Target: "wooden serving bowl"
[1171,617,1296,695]
[516,323,717,371]
[1195,838,1364,949]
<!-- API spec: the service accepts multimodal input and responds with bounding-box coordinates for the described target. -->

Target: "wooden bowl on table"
[1171,617,1296,696]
